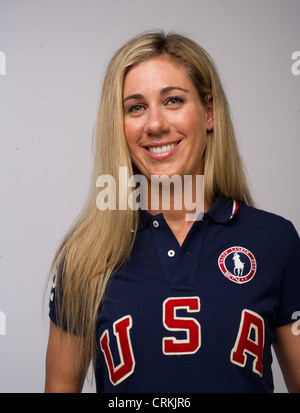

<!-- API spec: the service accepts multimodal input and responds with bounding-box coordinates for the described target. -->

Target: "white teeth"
[148,143,177,154]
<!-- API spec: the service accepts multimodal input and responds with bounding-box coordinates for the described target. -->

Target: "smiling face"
[123,55,213,181]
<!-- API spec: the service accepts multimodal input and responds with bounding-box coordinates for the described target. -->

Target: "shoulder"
[237,203,299,245]
[239,203,294,225]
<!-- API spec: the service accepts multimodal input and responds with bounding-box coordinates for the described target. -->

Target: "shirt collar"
[137,209,160,232]
[137,196,239,231]
[205,196,239,223]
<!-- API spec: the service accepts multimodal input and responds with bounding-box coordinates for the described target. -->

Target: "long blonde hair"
[49,30,253,371]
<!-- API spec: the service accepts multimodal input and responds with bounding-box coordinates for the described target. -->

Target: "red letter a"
[231,309,265,377]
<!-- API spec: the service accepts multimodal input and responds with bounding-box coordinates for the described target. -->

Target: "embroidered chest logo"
[218,246,257,284]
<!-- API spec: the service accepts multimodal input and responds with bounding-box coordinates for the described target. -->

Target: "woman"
[45,31,300,393]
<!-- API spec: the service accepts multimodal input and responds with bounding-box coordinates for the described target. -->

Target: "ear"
[205,94,214,131]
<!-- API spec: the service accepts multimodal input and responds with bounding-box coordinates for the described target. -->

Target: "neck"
[145,174,208,246]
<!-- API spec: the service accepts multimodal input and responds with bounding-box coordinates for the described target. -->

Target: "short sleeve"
[275,222,300,327]
[48,260,66,329]
[49,268,59,325]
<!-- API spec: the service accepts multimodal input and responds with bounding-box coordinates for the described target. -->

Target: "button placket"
[150,215,184,287]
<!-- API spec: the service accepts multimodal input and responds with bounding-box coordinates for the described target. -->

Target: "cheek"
[190,109,207,140]
[177,116,205,142]
[124,120,142,148]
[171,105,206,137]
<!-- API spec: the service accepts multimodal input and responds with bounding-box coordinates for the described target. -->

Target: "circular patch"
[218,246,257,284]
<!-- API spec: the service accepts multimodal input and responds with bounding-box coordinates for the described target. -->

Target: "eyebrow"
[122,86,189,104]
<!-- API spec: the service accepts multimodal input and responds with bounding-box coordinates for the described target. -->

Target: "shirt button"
[167,250,175,258]
[153,220,159,228]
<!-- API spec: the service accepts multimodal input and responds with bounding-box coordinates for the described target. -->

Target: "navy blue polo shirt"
[49,197,300,393]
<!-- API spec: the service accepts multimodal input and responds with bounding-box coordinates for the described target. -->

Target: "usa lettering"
[231,309,264,377]
[100,297,265,385]
[100,315,135,386]
[163,297,201,354]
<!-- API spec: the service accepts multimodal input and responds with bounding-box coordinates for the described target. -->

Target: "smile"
[147,142,179,154]
[148,143,177,153]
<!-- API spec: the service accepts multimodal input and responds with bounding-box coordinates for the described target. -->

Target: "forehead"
[123,56,193,94]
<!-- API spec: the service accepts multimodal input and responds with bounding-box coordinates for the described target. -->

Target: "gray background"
[0,0,299,392]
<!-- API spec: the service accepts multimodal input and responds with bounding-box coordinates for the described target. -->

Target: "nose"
[144,107,170,136]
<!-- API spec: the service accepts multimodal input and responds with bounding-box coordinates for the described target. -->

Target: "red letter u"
[100,315,135,385]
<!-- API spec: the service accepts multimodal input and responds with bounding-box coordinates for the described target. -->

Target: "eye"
[127,104,145,113]
[165,96,184,106]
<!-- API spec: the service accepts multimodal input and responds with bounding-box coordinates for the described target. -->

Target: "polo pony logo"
[232,252,245,276]
[218,246,257,284]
